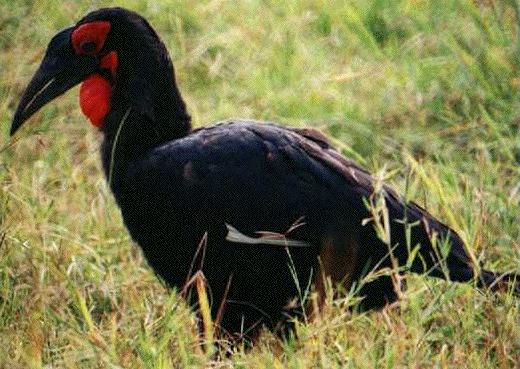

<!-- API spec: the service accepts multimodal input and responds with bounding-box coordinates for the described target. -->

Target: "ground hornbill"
[10,7,520,341]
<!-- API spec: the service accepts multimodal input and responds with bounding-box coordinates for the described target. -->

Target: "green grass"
[1,0,519,367]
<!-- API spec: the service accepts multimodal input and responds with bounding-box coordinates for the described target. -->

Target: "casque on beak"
[11,27,99,136]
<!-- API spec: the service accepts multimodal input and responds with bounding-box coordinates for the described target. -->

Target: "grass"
[1,0,519,367]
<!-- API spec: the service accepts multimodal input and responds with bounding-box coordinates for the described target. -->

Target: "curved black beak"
[11,27,99,136]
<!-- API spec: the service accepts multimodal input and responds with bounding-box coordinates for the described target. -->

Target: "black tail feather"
[478,270,520,297]
[383,194,520,300]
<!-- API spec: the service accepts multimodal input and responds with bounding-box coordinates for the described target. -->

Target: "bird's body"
[11,7,519,341]
[98,116,487,336]
[105,119,373,334]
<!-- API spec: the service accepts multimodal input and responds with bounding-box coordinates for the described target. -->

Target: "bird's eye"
[71,21,111,56]
[80,41,98,54]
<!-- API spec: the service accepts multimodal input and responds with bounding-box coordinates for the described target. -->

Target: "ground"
[0,0,519,367]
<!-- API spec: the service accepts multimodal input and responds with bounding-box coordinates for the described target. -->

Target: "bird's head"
[11,7,185,137]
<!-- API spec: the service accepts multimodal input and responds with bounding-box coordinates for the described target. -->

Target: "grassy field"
[1,0,519,367]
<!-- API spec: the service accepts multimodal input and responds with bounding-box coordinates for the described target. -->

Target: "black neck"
[99,40,191,184]
[101,51,192,143]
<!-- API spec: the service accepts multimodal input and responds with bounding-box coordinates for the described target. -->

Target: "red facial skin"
[71,21,111,55]
[72,22,117,128]
[79,75,111,127]
[100,51,118,79]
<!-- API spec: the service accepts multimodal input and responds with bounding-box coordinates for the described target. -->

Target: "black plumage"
[11,7,519,341]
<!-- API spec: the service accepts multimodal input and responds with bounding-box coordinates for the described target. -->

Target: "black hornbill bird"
[10,8,519,340]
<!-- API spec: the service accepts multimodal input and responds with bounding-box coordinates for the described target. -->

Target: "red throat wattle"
[80,75,112,128]
[79,51,118,128]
